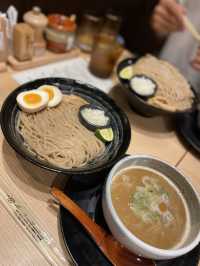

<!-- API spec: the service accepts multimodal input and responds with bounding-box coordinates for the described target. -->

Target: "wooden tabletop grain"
[0,57,199,266]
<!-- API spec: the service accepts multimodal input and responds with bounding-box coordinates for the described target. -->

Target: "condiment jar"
[102,13,122,36]
[89,13,122,78]
[89,33,123,78]
[13,23,34,61]
[0,15,8,62]
[45,14,76,53]
[23,6,48,56]
[76,13,101,53]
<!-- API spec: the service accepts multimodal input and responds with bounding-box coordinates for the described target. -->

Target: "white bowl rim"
[105,154,200,257]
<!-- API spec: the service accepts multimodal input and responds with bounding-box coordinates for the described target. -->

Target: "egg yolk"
[42,87,54,100]
[23,93,42,105]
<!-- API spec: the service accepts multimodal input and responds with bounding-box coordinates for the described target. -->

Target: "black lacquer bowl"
[176,110,200,154]
[117,56,196,117]
[59,180,200,266]
[0,78,131,187]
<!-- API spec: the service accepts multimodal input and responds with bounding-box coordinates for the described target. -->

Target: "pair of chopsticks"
[183,16,200,42]
[0,177,70,266]
[177,0,200,42]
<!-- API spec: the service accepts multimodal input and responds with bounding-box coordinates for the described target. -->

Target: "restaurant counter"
[0,60,199,265]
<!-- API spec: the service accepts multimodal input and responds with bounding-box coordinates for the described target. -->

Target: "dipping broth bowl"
[102,155,200,260]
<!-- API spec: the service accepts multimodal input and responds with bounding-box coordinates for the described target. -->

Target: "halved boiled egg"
[37,85,63,107]
[16,90,49,113]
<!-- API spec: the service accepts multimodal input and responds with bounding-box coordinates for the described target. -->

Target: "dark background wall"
[0,0,161,54]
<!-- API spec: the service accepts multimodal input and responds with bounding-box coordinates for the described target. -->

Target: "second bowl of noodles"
[117,55,196,117]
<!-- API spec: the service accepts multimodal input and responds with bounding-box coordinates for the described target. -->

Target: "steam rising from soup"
[111,166,190,249]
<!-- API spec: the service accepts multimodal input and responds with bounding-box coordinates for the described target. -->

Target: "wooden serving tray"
[7,48,80,71]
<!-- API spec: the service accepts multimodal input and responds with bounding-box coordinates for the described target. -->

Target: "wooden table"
[0,58,199,265]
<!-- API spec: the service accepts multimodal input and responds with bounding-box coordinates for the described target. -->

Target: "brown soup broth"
[111,166,189,249]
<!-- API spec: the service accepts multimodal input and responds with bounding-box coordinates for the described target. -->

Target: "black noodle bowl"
[117,56,197,117]
[1,78,131,186]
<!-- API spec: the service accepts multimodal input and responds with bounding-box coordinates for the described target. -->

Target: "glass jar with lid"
[45,14,77,53]
[89,33,123,78]
[101,13,122,36]
[89,13,123,78]
[76,13,101,53]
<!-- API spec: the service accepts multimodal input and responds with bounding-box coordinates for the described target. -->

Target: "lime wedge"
[119,66,133,80]
[95,128,114,142]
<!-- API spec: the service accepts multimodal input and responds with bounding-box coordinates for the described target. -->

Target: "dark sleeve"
[120,0,165,55]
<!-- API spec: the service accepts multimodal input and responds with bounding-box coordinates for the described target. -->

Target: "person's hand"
[151,0,186,37]
[191,46,200,71]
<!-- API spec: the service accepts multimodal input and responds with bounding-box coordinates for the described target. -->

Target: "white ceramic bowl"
[102,155,200,260]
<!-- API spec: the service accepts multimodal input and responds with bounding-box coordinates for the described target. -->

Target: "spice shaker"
[23,6,48,56]
[0,15,8,63]
[13,23,34,61]
[7,5,18,55]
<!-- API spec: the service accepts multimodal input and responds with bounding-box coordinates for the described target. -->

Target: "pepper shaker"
[23,6,48,56]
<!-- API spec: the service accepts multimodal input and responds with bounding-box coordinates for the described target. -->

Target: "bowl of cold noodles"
[1,78,131,186]
[117,55,196,117]
[102,155,200,260]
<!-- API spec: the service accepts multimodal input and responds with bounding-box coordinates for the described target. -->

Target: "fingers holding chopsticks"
[191,46,200,71]
[151,0,186,36]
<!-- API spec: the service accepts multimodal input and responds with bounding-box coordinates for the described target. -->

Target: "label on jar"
[0,32,4,50]
[66,34,75,51]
